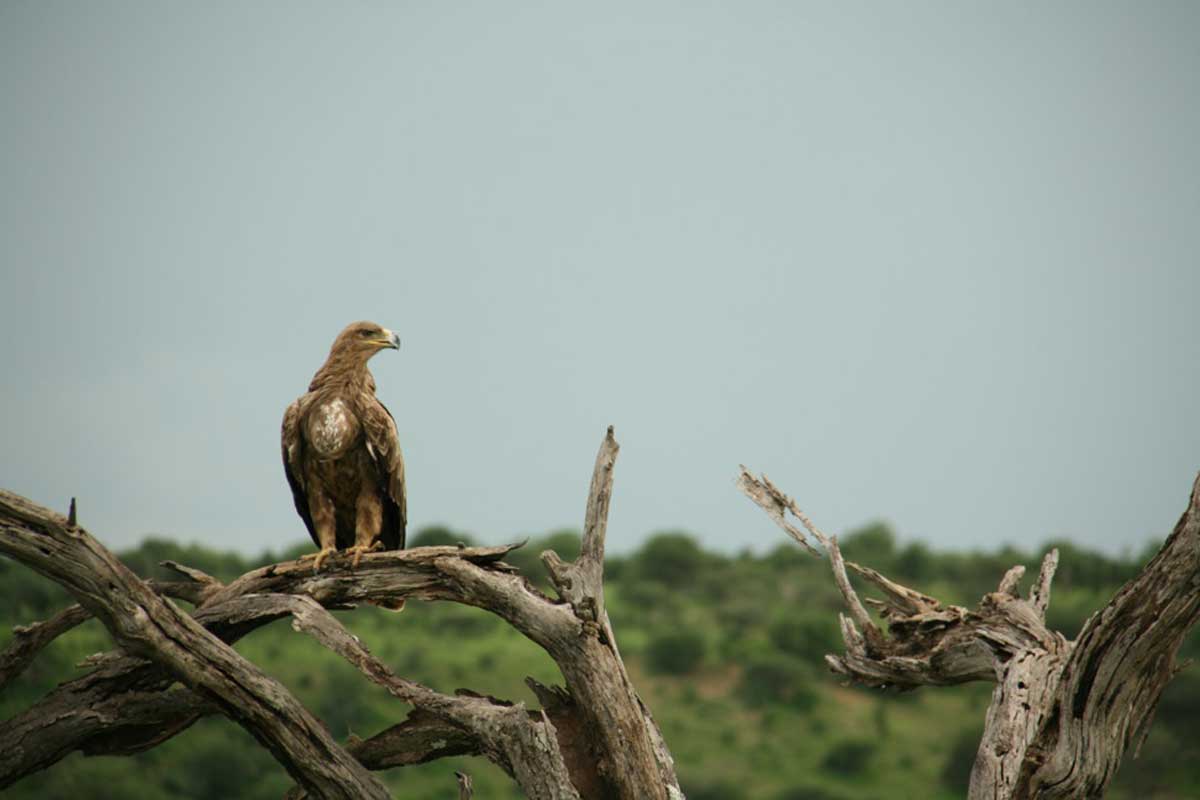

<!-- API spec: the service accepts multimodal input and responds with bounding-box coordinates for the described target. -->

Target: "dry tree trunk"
[738,467,1200,800]
[0,428,681,800]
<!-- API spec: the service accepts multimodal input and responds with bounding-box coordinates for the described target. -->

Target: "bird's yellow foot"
[347,541,384,569]
[299,547,337,572]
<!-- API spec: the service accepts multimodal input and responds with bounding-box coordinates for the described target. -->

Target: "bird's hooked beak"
[378,328,400,350]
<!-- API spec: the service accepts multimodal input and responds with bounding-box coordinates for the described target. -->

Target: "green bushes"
[500,530,580,584]
[2,529,1195,800]
[821,738,876,776]
[409,525,476,547]
[636,532,711,587]
[681,777,748,800]
[774,785,855,800]
[940,728,982,791]
[737,653,817,711]
[839,523,896,569]
[768,616,840,658]
[646,629,707,675]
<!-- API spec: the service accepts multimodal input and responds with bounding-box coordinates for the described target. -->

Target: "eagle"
[282,321,406,570]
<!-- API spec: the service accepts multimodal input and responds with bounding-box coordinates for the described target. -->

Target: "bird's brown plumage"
[282,321,405,569]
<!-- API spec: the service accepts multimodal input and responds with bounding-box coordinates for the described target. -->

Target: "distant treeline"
[2,524,1195,800]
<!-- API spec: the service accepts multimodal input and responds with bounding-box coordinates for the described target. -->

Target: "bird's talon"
[299,547,337,572]
[349,543,380,569]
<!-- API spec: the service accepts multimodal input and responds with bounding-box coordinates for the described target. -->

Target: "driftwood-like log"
[738,467,1200,800]
[0,428,680,800]
[0,491,391,800]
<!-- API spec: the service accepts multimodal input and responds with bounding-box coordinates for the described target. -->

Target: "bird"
[282,321,406,571]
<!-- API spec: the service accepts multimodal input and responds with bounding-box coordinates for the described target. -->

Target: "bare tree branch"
[0,547,551,789]
[0,603,89,689]
[542,425,618,623]
[997,564,1026,597]
[0,668,213,784]
[0,490,390,800]
[735,466,822,556]
[540,427,681,799]
[456,771,475,799]
[1,566,223,691]
[739,466,1200,800]
[1012,473,1200,798]
[0,428,681,800]
[259,592,580,800]
[738,467,885,651]
[348,711,481,770]
[1028,549,1059,619]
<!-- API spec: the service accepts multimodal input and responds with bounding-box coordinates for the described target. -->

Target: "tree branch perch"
[0,428,681,800]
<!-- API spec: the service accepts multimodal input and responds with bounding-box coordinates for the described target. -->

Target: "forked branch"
[0,491,391,800]
[738,466,1200,800]
[0,428,680,800]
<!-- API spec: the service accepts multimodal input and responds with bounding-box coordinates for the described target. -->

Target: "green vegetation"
[1,524,1195,800]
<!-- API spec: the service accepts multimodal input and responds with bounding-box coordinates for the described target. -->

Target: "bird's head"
[329,321,401,363]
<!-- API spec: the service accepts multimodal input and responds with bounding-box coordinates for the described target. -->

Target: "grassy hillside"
[2,524,1196,800]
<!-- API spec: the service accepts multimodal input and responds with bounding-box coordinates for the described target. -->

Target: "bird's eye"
[360,329,374,337]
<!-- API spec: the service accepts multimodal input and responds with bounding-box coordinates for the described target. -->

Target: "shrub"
[738,654,816,711]
[637,532,709,587]
[409,525,476,547]
[503,530,580,581]
[774,784,854,800]
[646,629,707,675]
[894,541,934,582]
[821,738,876,776]
[682,777,748,800]
[940,728,981,791]
[767,616,840,658]
[839,523,896,569]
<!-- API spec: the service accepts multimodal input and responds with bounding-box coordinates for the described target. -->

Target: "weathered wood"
[0,428,680,800]
[277,592,579,799]
[1012,474,1200,798]
[348,711,481,769]
[739,466,1200,800]
[540,427,682,799]
[0,567,223,691]
[0,548,559,790]
[0,666,212,784]
[0,490,390,800]
[541,425,617,624]
[456,770,475,799]
[0,603,89,689]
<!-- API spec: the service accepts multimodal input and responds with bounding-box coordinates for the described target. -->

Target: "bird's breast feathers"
[306,397,361,458]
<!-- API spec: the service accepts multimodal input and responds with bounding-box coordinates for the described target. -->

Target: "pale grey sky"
[2,2,1197,557]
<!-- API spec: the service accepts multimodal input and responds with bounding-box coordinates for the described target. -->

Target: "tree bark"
[0,491,391,800]
[739,466,1200,800]
[0,603,89,689]
[0,428,680,800]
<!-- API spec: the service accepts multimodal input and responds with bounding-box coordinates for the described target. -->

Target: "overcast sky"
[2,2,1197,559]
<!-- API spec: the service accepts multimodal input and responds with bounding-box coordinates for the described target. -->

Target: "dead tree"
[738,466,1200,800]
[0,428,682,800]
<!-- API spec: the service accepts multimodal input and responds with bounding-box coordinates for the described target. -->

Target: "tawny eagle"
[282,321,406,570]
